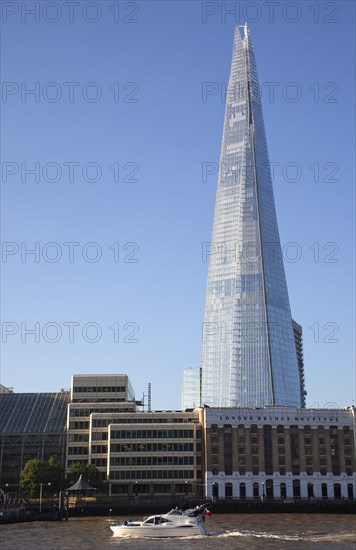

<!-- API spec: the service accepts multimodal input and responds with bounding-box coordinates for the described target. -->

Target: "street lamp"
[39,482,51,514]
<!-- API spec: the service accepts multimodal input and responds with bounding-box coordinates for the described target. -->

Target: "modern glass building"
[0,391,69,486]
[292,320,307,408]
[201,25,301,408]
[181,368,201,409]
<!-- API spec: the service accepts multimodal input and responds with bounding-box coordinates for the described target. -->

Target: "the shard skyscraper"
[201,25,301,408]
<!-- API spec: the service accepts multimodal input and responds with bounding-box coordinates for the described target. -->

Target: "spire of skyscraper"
[201,25,302,408]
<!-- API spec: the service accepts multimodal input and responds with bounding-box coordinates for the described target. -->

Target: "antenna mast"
[148,383,152,412]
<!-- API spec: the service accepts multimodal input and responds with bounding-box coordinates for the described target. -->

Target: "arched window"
[253,483,259,498]
[293,480,300,498]
[225,483,233,499]
[347,483,354,499]
[266,479,274,499]
[280,482,286,499]
[239,482,246,499]
[321,483,328,498]
[334,483,341,499]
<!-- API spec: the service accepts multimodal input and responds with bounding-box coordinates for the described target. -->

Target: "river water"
[1,514,355,549]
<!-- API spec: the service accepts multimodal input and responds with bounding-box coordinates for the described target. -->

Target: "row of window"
[211,437,353,464]
[109,469,197,480]
[211,424,352,434]
[68,445,198,457]
[73,386,126,393]
[71,415,185,429]
[108,417,196,424]
[92,419,122,428]
[68,434,89,442]
[70,408,128,417]
[91,432,108,440]
[91,445,107,454]
[74,398,127,403]
[214,442,351,454]
[211,467,354,477]
[110,456,195,466]
[69,422,89,430]
[110,429,196,439]
[68,447,88,455]
[110,443,195,453]
[212,481,354,500]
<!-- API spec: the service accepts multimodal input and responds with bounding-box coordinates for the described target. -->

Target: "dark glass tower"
[201,25,301,408]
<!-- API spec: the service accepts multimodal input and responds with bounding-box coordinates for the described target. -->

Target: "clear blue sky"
[1,1,355,409]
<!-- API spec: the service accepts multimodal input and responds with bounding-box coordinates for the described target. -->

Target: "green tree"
[66,463,102,488]
[20,459,47,497]
[20,456,66,497]
[46,456,65,493]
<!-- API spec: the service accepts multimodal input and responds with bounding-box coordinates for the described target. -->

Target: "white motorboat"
[110,506,211,538]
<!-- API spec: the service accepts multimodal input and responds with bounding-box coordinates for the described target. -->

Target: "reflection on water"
[1,514,355,550]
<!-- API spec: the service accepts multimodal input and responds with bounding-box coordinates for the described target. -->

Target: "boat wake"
[112,530,355,543]
[211,529,355,543]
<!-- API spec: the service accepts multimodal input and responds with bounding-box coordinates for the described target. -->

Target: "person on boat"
[154,517,162,525]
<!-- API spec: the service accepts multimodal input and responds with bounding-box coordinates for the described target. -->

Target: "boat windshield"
[166,509,185,516]
[143,516,172,525]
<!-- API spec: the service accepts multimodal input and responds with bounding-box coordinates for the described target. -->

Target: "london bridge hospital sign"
[204,407,354,428]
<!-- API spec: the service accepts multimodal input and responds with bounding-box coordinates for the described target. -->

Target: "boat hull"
[110,523,208,538]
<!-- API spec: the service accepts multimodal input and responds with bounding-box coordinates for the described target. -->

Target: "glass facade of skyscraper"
[181,368,201,409]
[201,26,301,408]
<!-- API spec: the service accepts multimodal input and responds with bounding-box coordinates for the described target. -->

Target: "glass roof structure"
[0,392,70,434]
